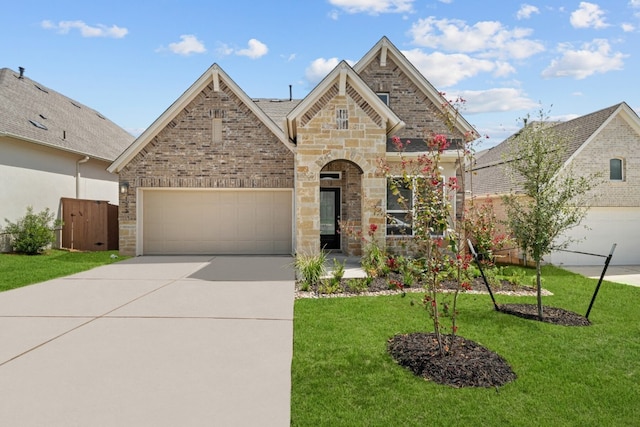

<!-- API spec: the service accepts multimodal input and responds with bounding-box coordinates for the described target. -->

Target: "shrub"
[3,207,62,255]
[331,258,346,281]
[294,251,327,290]
[318,277,343,295]
[345,278,369,294]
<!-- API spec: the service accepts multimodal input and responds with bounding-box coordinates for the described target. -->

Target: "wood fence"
[60,198,118,251]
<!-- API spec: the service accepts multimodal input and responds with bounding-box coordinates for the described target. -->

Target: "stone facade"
[294,82,387,255]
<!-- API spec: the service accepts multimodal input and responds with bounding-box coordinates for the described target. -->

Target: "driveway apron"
[0,255,295,426]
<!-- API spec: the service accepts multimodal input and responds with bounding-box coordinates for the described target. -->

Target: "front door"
[320,188,340,250]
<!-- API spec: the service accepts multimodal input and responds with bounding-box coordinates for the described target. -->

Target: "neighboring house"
[0,67,135,251]
[471,102,640,266]
[108,37,477,257]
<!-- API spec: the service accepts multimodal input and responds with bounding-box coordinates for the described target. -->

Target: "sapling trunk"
[536,260,543,319]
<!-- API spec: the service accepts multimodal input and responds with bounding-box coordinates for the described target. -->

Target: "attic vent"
[34,84,49,94]
[29,119,48,130]
[336,108,348,130]
[39,114,47,120]
[210,109,226,119]
[70,101,81,109]
[96,113,105,120]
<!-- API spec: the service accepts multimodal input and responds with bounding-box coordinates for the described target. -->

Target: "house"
[0,67,135,251]
[108,37,477,257]
[471,102,640,266]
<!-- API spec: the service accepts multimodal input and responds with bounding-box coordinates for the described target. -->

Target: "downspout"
[76,156,90,199]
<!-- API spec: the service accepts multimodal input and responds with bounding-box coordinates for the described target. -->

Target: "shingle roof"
[0,67,134,162]
[471,103,625,196]
[253,98,301,132]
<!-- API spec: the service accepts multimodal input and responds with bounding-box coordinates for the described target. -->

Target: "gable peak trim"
[211,69,220,92]
[380,41,388,67]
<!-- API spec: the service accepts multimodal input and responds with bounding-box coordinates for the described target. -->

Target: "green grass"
[0,249,128,292]
[292,265,640,426]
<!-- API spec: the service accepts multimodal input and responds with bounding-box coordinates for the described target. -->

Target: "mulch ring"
[498,303,591,326]
[388,332,517,388]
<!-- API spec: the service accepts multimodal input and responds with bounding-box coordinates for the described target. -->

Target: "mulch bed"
[388,332,517,388]
[498,303,591,326]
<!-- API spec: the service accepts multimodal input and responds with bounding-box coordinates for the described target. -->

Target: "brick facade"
[568,115,640,207]
[118,81,294,254]
[113,38,475,257]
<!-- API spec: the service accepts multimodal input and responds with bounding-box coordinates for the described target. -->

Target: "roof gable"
[285,61,404,140]
[109,64,294,173]
[353,37,477,140]
[0,68,133,161]
[471,102,636,195]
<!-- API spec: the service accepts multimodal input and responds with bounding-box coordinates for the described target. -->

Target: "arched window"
[610,158,624,181]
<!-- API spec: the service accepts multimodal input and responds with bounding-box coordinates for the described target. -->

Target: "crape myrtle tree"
[501,108,600,319]
[378,97,477,355]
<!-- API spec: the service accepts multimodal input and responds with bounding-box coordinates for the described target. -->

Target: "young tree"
[381,110,476,355]
[501,109,600,319]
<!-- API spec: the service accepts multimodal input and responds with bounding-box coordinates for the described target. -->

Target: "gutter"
[76,156,90,199]
[0,131,114,163]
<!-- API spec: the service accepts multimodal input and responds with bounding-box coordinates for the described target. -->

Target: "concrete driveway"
[0,255,295,426]
[563,265,640,287]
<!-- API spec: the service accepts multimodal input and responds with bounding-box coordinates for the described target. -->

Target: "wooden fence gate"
[61,198,118,251]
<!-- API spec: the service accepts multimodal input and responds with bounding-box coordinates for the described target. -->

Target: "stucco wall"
[0,136,118,251]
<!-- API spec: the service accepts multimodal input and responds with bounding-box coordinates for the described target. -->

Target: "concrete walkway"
[0,255,295,426]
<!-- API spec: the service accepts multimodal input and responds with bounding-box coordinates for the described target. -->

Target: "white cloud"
[41,20,127,38]
[516,4,540,20]
[216,43,234,56]
[328,0,414,15]
[493,61,517,77]
[401,49,496,87]
[629,0,640,8]
[454,88,538,114]
[236,38,269,59]
[305,58,338,85]
[304,57,356,86]
[167,35,206,56]
[542,39,627,79]
[622,23,635,32]
[408,17,544,60]
[216,39,269,59]
[570,2,609,29]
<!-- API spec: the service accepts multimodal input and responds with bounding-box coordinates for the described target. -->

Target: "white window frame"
[386,176,447,237]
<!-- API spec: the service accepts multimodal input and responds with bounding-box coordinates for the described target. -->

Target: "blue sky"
[2,0,639,150]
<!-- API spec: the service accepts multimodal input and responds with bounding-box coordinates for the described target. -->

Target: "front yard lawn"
[291,265,640,426]
[0,249,127,292]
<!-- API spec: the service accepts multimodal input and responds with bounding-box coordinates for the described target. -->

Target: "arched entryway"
[319,160,363,255]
